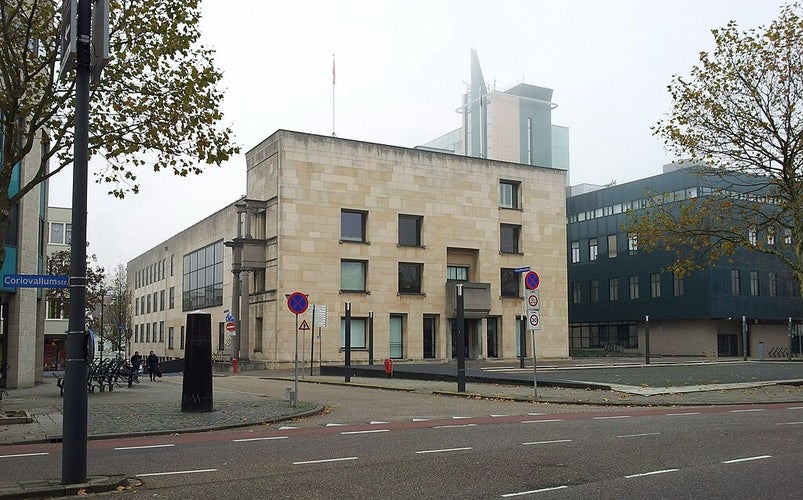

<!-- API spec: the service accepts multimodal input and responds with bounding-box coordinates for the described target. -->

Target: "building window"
[134,297,139,317]
[146,294,151,313]
[589,238,598,261]
[650,273,661,298]
[767,231,776,246]
[180,326,185,350]
[341,260,367,292]
[389,315,404,359]
[218,322,225,351]
[501,268,519,297]
[628,233,638,254]
[731,269,741,295]
[146,323,151,343]
[748,227,757,245]
[159,290,165,311]
[571,241,580,263]
[500,224,521,254]
[48,222,71,245]
[169,287,175,309]
[608,234,618,258]
[424,316,437,359]
[398,214,422,246]
[572,282,581,304]
[673,273,685,297]
[47,299,65,320]
[168,327,174,350]
[170,254,175,276]
[784,229,792,245]
[341,210,367,242]
[768,271,777,297]
[629,276,639,300]
[609,278,619,301]
[590,279,599,302]
[182,241,224,311]
[447,266,468,281]
[750,270,759,296]
[340,317,367,349]
[499,180,520,209]
[159,321,165,342]
[398,262,423,294]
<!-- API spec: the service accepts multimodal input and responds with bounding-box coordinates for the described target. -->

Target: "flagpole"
[332,53,336,137]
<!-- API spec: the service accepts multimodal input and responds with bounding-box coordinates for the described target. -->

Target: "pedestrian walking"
[129,351,142,387]
[146,350,160,381]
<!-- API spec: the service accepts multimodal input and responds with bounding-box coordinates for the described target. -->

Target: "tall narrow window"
[571,241,580,263]
[750,270,759,296]
[731,269,741,295]
[650,273,661,298]
[398,214,423,246]
[609,278,619,301]
[768,271,778,297]
[341,210,367,242]
[340,318,367,349]
[389,315,404,359]
[168,327,174,350]
[608,234,618,258]
[590,279,599,302]
[501,224,521,253]
[629,276,639,300]
[447,266,468,281]
[589,238,598,261]
[499,180,520,209]
[673,273,685,297]
[572,282,581,304]
[628,233,638,254]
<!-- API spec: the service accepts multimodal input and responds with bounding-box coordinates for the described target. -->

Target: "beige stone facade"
[128,130,569,366]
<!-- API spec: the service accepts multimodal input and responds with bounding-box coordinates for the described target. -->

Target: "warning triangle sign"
[298,319,310,331]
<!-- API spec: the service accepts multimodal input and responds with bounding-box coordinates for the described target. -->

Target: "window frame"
[500,268,520,298]
[398,214,423,247]
[398,262,423,295]
[341,209,368,243]
[500,224,521,254]
[341,259,368,293]
[499,180,521,209]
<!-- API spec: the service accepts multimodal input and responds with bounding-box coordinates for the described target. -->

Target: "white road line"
[452,416,471,419]
[278,426,298,430]
[593,415,631,420]
[412,418,431,422]
[293,457,358,465]
[491,414,510,418]
[665,412,701,416]
[776,421,803,425]
[137,468,217,477]
[625,468,679,479]
[233,436,289,442]
[788,407,803,410]
[325,423,346,427]
[729,409,765,413]
[617,432,661,438]
[502,485,569,497]
[0,452,49,459]
[115,444,176,451]
[433,423,478,429]
[341,429,390,435]
[722,455,771,464]
[521,419,563,424]
[416,447,472,454]
[522,439,572,445]
[527,412,546,416]
[370,421,389,424]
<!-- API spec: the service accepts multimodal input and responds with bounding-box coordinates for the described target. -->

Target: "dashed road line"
[522,439,572,445]
[776,421,803,425]
[137,468,217,477]
[293,457,358,465]
[502,485,569,497]
[617,432,661,438]
[521,419,563,424]
[594,415,631,420]
[0,452,49,459]
[415,446,472,454]
[433,423,478,429]
[625,468,679,479]
[722,455,771,464]
[115,444,175,451]
[729,409,765,413]
[665,412,701,416]
[341,429,390,435]
[233,436,289,442]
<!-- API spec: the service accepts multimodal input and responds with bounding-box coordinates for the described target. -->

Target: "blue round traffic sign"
[287,291,308,314]
[525,271,540,290]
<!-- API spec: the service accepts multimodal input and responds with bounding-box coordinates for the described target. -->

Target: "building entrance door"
[717,334,738,357]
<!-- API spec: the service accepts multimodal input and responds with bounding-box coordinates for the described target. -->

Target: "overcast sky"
[48,0,788,273]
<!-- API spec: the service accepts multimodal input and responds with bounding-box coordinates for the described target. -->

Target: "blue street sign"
[3,274,69,288]
[513,266,530,273]
[287,291,309,315]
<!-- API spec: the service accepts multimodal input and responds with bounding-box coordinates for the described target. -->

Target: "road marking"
[293,457,358,465]
[233,436,289,442]
[594,415,631,420]
[412,418,431,422]
[491,414,510,418]
[625,468,679,478]
[433,423,478,429]
[788,407,803,410]
[617,432,661,438]
[278,426,298,430]
[137,468,217,477]
[722,455,771,464]
[665,412,701,416]
[522,439,572,445]
[729,409,765,413]
[527,412,546,416]
[415,447,472,454]
[0,452,49,459]
[452,416,471,419]
[115,444,176,451]
[776,421,803,425]
[325,423,346,427]
[370,421,389,424]
[521,419,563,424]
[341,429,390,435]
[502,485,568,497]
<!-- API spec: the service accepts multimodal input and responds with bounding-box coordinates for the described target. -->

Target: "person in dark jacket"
[129,351,142,387]
[146,351,159,381]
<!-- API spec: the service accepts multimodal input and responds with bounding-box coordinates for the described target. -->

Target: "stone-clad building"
[128,130,569,366]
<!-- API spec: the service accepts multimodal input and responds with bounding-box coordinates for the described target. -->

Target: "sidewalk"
[1,359,803,498]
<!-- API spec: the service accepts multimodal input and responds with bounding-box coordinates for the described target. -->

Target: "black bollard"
[182,312,213,412]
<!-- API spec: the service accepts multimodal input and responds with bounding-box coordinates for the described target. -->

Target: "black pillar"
[645,315,651,365]
[519,315,526,369]
[182,312,213,412]
[368,311,374,365]
[456,284,466,393]
[345,302,351,382]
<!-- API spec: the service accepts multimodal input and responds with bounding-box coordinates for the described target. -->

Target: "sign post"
[286,292,308,405]
[525,271,540,399]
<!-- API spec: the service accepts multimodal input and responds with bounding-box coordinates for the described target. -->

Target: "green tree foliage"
[46,249,105,325]
[0,0,239,269]
[630,3,803,288]
[103,263,132,353]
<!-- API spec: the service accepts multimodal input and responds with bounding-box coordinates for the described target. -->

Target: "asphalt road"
[2,399,801,498]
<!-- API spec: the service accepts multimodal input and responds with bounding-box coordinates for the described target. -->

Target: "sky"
[48,0,788,273]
